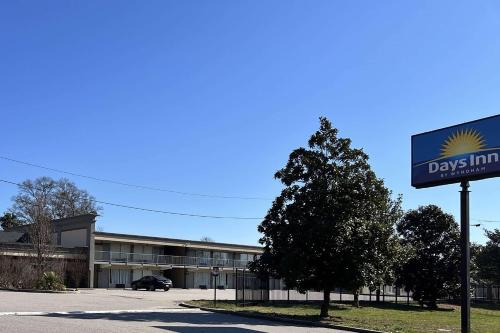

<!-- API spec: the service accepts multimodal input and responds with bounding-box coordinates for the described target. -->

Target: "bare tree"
[200,236,214,242]
[50,179,99,219]
[7,177,100,285]
[10,177,100,223]
[11,177,54,224]
[6,177,55,282]
[28,200,54,282]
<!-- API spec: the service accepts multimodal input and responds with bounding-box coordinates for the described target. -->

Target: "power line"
[0,155,272,201]
[0,179,264,220]
[2,173,498,224]
[472,219,500,223]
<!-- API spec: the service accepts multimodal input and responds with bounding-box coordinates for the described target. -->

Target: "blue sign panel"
[412,115,500,188]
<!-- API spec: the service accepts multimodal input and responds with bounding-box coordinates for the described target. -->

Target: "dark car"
[131,275,172,291]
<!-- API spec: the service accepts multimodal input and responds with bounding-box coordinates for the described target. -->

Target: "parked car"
[131,276,173,291]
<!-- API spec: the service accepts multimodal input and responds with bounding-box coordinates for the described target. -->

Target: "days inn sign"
[411,114,500,333]
[412,114,500,188]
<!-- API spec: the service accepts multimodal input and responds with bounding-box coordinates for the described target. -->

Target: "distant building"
[0,214,262,289]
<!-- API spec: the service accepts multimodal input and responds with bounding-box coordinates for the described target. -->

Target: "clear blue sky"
[1,1,499,245]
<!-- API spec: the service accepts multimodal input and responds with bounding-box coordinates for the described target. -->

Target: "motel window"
[213,252,230,259]
[111,269,131,285]
[187,249,210,258]
[196,250,210,258]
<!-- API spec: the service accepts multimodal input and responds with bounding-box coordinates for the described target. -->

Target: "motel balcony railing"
[94,251,250,269]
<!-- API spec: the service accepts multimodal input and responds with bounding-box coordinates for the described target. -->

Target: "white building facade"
[0,214,261,289]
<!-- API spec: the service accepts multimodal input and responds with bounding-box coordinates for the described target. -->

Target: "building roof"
[2,214,262,254]
[5,214,97,233]
[94,231,263,254]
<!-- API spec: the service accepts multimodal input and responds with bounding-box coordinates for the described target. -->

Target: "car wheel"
[150,285,155,291]
[132,285,137,290]
[163,287,169,291]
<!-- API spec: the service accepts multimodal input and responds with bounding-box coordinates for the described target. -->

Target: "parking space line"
[0,308,199,317]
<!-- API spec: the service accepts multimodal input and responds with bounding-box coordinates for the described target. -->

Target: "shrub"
[37,271,65,291]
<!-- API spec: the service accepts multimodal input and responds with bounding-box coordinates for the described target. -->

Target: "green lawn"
[187,300,500,333]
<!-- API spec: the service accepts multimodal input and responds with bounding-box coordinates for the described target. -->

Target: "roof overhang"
[94,232,262,254]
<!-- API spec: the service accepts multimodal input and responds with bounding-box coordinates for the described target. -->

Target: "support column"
[183,267,187,289]
[87,219,96,288]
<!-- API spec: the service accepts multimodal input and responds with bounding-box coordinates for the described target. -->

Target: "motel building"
[0,214,262,289]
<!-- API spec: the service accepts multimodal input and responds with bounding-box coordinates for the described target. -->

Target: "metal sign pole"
[214,274,217,308]
[212,266,219,308]
[460,181,470,333]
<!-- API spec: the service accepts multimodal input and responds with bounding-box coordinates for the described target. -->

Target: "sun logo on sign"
[440,129,486,158]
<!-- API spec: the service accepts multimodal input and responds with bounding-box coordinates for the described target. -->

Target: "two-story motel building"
[0,214,262,289]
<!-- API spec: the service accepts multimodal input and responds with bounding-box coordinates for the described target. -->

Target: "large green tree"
[0,212,22,230]
[476,229,500,285]
[395,205,461,308]
[339,196,403,307]
[253,117,401,317]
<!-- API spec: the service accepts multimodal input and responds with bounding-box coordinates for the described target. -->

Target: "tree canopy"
[395,204,461,308]
[0,212,22,230]
[4,177,100,282]
[8,177,101,224]
[476,229,500,285]
[253,117,401,316]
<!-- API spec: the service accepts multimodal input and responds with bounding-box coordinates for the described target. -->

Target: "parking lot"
[0,288,235,313]
[0,289,345,333]
[1,308,342,333]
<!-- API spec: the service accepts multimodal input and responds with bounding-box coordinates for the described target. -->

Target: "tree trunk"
[353,289,360,307]
[320,289,331,318]
[376,288,381,303]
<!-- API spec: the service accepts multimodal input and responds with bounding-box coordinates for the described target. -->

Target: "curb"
[179,303,386,333]
[0,288,79,294]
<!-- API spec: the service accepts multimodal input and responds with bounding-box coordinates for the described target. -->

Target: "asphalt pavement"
[1,308,344,333]
[0,289,351,333]
[0,288,234,313]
